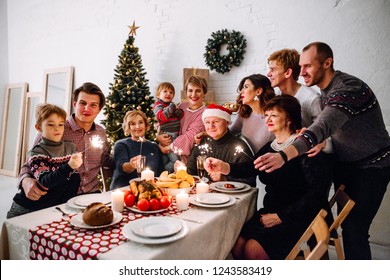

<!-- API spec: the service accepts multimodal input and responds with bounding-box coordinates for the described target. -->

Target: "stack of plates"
[189,193,236,208]
[122,217,189,244]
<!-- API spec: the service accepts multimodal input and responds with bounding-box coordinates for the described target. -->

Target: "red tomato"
[159,196,171,209]
[124,194,136,207]
[137,198,150,211]
[149,198,161,211]
[123,189,131,197]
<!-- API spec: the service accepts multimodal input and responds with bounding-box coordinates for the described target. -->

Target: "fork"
[55,206,70,219]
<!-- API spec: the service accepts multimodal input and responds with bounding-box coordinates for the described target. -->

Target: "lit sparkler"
[234,146,253,160]
[81,135,104,153]
[138,136,145,155]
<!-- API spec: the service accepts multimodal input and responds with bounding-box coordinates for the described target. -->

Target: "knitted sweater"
[111,138,164,189]
[153,99,183,134]
[293,71,390,167]
[13,137,80,211]
[186,130,256,187]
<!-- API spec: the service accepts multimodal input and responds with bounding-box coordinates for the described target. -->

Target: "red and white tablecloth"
[29,203,189,260]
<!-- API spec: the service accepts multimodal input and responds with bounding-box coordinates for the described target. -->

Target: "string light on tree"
[102,21,156,145]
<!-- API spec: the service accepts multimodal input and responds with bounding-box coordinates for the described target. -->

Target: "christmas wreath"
[204,29,247,74]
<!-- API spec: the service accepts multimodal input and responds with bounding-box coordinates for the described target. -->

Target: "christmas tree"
[102,21,155,147]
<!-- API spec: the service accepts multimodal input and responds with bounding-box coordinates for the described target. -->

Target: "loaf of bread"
[82,202,114,226]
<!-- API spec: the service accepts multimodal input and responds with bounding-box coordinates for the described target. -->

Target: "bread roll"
[82,202,114,226]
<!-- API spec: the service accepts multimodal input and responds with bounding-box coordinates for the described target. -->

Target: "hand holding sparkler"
[80,135,104,153]
[68,152,83,169]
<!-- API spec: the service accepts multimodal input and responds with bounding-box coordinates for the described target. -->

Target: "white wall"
[2,0,390,125]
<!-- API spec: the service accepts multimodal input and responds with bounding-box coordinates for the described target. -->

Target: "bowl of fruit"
[155,170,195,197]
[123,179,172,213]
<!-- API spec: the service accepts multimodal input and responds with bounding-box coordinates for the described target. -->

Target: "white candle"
[176,192,189,211]
[196,181,209,194]
[141,168,154,181]
[111,190,124,212]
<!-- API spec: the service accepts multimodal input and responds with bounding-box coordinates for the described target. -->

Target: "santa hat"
[202,104,232,123]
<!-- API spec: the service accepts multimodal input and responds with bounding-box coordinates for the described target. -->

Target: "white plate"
[69,211,122,229]
[126,206,169,214]
[215,181,245,190]
[131,217,183,238]
[123,220,189,244]
[67,193,111,209]
[209,182,251,194]
[189,196,236,208]
[196,193,230,205]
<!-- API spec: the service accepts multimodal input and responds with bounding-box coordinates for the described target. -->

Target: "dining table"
[0,182,258,260]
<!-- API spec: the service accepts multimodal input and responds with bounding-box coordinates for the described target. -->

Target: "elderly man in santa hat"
[184,104,256,187]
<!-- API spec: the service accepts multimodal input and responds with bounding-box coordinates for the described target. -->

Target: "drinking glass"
[137,156,146,178]
[196,155,207,180]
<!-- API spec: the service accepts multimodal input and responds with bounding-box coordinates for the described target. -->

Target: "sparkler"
[80,135,104,153]
[173,146,183,156]
[199,143,211,156]
[138,136,145,155]
[234,146,253,160]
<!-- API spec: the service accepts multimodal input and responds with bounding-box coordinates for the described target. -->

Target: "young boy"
[153,82,184,172]
[7,104,83,218]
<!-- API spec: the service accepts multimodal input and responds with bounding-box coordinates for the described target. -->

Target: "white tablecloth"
[0,188,257,260]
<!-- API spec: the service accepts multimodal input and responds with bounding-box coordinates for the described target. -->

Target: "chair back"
[328,184,355,260]
[100,166,113,192]
[286,209,330,260]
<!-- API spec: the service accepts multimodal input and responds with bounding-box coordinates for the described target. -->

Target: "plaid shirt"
[18,114,112,194]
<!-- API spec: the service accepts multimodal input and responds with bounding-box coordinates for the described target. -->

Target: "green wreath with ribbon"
[204,29,247,74]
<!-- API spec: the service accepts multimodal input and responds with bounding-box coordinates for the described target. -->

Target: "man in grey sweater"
[254,42,390,259]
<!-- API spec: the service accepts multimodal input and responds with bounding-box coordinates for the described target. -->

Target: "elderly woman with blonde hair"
[111,110,163,189]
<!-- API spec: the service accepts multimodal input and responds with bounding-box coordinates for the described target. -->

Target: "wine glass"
[137,156,146,178]
[196,155,207,180]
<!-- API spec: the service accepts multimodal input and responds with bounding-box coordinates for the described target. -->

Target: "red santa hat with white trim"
[202,104,232,123]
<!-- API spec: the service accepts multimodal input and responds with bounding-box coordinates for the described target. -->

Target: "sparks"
[234,146,252,160]
[81,135,104,153]
[138,136,145,155]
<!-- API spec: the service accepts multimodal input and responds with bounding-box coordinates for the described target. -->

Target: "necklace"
[270,133,297,151]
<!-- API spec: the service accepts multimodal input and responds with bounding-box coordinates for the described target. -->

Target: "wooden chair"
[328,184,355,260]
[100,166,113,192]
[286,209,330,260]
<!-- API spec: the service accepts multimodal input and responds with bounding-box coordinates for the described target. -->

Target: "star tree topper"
[128,21,140,36]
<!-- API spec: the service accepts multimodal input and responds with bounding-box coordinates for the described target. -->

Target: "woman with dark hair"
[229,74,276,153]
[205,95,332,259]
[111,110,163,189]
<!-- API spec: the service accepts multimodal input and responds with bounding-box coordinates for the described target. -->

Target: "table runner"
[29,201,190,260]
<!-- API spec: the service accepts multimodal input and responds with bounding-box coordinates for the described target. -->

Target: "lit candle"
[196,181,209,194]
[176,192,189,211]
[141,168,154,181]
[111,190,124,212]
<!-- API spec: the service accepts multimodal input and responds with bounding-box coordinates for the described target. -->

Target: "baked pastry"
[82,202,114,226]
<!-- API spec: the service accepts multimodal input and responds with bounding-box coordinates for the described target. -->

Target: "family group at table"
[5,42,390,260]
